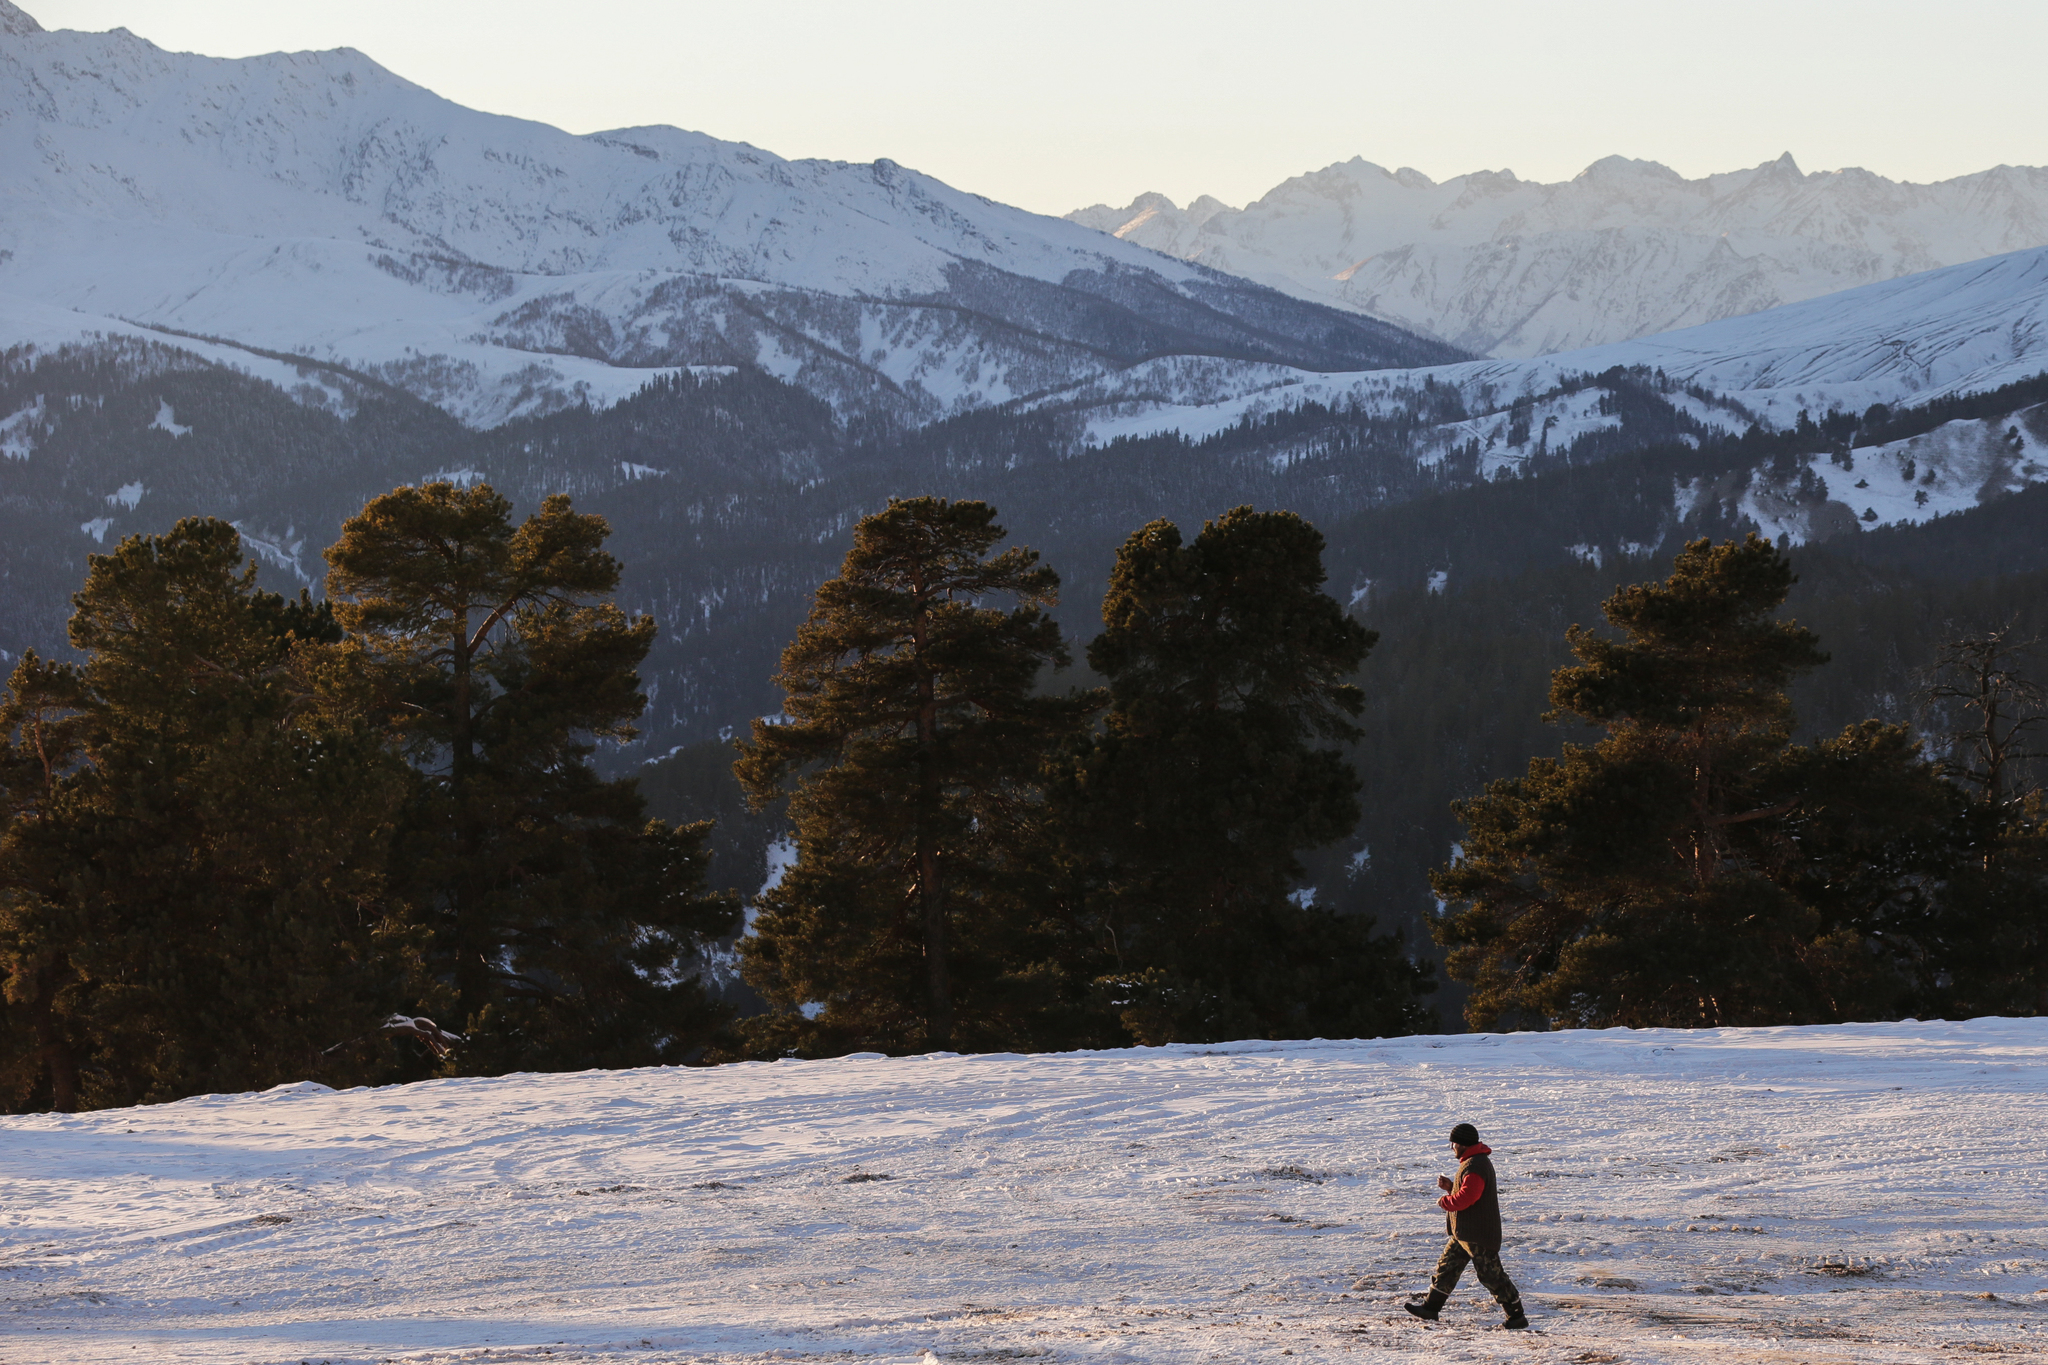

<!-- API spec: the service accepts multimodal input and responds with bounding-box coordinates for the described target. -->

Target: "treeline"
[0,486,737,1111]
[7,476,2042,1110]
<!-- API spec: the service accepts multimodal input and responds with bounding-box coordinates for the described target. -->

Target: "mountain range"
[1069,154,2048,358]
[0,0,1452,430]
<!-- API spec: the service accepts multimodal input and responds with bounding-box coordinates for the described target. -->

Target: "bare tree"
[1924,623,2048,811]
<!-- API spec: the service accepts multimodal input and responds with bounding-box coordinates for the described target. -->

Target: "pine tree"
[0,650,91,1109]
[733,497,1094,1055]
[325,482,736,1071]
[1058,506,1431,1044]
[0,519,416,1109]
[1434,535,1958,1029]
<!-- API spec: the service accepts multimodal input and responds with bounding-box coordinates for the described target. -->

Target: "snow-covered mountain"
[1082,244,2048,444]
[1069,154,2048,359]
[0,2,1456,427]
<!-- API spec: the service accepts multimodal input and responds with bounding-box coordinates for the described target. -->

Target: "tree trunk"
[450,607,486,1027]
[910,577,951,1051]
[918,794,951,1051]
[29,960,79,1112]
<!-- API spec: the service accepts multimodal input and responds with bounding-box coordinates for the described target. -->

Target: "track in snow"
[2,1021,2045,1364]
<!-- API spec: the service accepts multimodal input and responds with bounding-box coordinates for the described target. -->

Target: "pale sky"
[27,0,2048,216]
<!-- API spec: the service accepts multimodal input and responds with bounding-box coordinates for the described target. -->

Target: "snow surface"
[0,393,42,460]
[0,293,360,401]
[9,1020,2040,1364]
[231,521,310,582]
[1070,155,2048,359]
[149,400,190,437]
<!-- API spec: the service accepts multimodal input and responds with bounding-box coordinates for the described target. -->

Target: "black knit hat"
[1449,1122,1480,1146]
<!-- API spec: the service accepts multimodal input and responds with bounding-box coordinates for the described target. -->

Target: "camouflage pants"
[1430,1238,1521,1309]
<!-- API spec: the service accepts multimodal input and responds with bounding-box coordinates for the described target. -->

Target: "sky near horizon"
[26,0,2048,217]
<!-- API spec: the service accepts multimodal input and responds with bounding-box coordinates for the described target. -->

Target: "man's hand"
[1436,1175,1454,1192]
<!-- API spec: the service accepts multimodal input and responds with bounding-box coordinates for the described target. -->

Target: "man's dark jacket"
[1438,1141,1503,1250]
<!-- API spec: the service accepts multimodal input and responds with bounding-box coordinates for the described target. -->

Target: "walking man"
[1404,1122,1527,1329]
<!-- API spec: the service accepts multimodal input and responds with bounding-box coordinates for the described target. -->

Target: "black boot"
[1403,1291,1446,1322]
[1500,1303,1528,1330]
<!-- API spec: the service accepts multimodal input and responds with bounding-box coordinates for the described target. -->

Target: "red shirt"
[1438,1142,1492,1212]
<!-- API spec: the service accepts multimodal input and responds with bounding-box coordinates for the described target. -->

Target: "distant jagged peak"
[1083,149,2048,226]
[1290,157,1398,190]
[1575,155,1686,184]
[1064,192,1184,239]
[1460,168,1523,193]
[0,1,43,37]
[1105,194,1179,238]
[1067,189,1171,214]
[1125,190,1181,213]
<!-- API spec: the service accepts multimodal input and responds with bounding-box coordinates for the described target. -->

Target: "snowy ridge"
[0,10,1453,427]
[1074,244,2048,451]
[2,1018,2043,1362]
[1543,245,2048,417]
[1071,154,2048,359]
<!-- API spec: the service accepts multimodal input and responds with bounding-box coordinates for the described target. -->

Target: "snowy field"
[3,1021,2046,1365]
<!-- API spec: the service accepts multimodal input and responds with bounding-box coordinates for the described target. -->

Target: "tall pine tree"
[0,519,416,1109]
[325,482,736,1072]
[733,497,1095,1055]
[1057,507,1432,1045]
